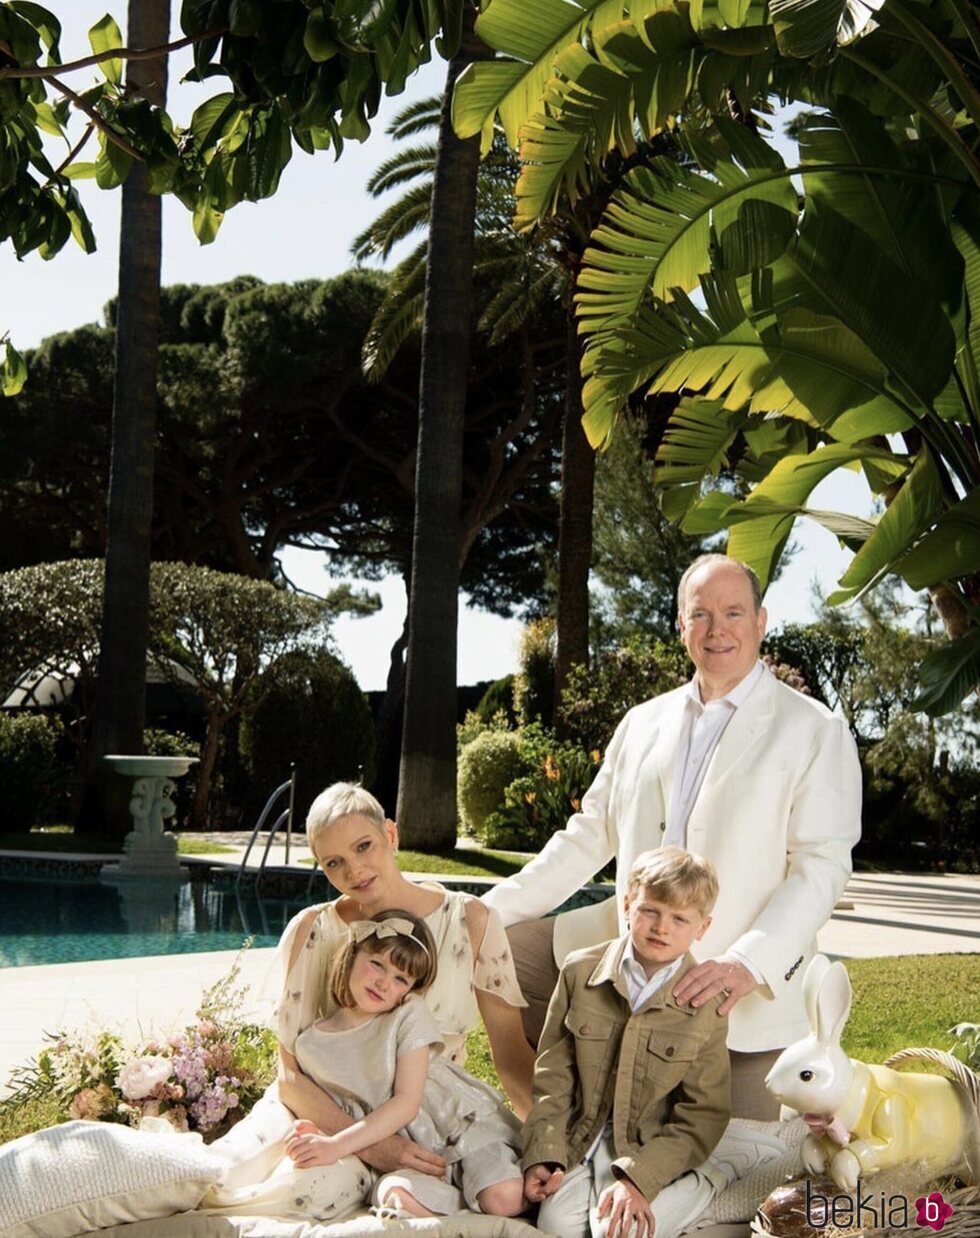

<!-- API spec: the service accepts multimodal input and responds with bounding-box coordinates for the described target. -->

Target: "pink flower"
[70,1086,111,1120]
[117,1054,173,1101]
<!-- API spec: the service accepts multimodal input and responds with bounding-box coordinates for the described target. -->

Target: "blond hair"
[328,909,438,1010]
[627,847,719,916]
[306,782,386,852]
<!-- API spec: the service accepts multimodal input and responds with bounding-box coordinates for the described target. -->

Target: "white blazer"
[484,668,862,1052]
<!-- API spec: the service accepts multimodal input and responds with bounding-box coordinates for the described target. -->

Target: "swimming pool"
[0,868,325,967]
[0,859,608,968]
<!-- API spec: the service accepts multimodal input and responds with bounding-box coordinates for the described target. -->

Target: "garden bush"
[0,713,62,832]
[457,729,528,837]
[239,649,376,825]
[558,638,688,749]
[474,675,517,727]
[513,619,555,727]
[484,739,601,852]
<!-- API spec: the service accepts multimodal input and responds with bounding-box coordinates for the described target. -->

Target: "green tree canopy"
[1,271,561,614]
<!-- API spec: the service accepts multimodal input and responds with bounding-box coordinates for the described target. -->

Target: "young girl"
[283,909,527,1220]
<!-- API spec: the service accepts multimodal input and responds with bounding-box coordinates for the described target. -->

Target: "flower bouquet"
[0,948,277,1142]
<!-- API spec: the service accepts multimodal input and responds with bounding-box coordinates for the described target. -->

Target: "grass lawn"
[465,953,980,1094]
[1,954,976,1145]
[299,846,535,880]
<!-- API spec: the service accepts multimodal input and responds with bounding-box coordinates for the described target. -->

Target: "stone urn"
[101,754,198,878]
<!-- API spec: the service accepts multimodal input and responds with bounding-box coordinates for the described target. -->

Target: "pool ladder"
[235,766,297,891]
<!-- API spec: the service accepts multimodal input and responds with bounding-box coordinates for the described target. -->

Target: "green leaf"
[769,0,883,56]
[189,93,239,148]
[62,162,98,180]
[797,101,963,310]
[911,625,980,717]
[26,99,64,138]
[779,203,956,407]
[9,2,61,57]
[1,341,28,397]
[896,488,980,589]
[827,450,943,604]
[654,398,739,487]
[452,0,622,145]
[577,136,798,321]
[304,9,339,61]
[88,13,123,85]
[94,139,132,189]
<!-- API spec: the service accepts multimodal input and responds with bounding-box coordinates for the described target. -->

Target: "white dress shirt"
[665,661,766,847]
[665,661,766,984]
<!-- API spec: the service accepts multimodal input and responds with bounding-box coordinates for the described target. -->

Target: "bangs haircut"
[627,847,719,917]
[328,909,438,1010]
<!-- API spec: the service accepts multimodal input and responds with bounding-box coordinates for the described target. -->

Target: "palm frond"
[361,242,429,380]
[351,181,433,261]
[386,96,442,140]
[366,145,439,195]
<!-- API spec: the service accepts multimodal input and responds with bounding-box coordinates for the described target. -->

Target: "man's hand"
[358,1133,447,1176]
[672,956,756,1016]
[596,1178,654,1238]
[524,1163,565,1203]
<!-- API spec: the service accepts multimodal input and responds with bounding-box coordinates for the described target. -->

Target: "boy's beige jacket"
[522,939,731,1204]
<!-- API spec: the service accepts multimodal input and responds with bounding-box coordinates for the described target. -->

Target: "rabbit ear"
[802,954,831,1029]
[814,961,852,1047]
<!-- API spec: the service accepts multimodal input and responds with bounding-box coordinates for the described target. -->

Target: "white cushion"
[0,1119,226,1237]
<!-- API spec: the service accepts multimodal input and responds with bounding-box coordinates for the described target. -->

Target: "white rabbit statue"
[765,955,973,1191]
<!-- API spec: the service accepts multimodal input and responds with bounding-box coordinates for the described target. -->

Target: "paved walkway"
[1,854,976,1099]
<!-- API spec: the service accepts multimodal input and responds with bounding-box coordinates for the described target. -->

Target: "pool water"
[0,870,324,967]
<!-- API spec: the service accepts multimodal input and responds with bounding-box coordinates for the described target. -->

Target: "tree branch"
[0,28,228,81]
[45,74,141,160]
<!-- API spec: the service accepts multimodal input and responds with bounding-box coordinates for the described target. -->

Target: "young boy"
[523,848,731,1238]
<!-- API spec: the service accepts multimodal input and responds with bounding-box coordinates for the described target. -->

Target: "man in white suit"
[483,554,862,1118]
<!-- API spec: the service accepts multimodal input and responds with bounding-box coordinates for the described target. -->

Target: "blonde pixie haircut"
[306,782,386,852]
[329,909,438,1010]
[627,847,719,917]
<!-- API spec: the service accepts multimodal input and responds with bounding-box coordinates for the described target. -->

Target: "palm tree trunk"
[396,5,488,849]
[554,317,595,727]
[77,0,169,841]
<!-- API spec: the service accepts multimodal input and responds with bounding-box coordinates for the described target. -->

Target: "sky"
[1,4,878,690]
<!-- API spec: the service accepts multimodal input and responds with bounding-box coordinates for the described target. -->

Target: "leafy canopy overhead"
[453,0,980,713]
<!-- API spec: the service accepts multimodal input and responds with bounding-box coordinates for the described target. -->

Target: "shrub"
[558,638,689,750]
[239,649,376,825]
[514,619,555,727]
[474,675,517,727]
[484,741,601,852]
[0,713,62,832]
[457,729,528,837]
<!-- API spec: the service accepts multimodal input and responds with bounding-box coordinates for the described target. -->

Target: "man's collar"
[688,659,765,710]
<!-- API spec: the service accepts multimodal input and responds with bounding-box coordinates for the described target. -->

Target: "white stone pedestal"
[100,755,198,879]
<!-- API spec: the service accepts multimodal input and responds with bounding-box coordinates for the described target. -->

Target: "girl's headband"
[350,917,430,959]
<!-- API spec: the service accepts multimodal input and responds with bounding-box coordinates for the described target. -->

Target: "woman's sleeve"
[274,905,328,1054]
[472,902,528,1008]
